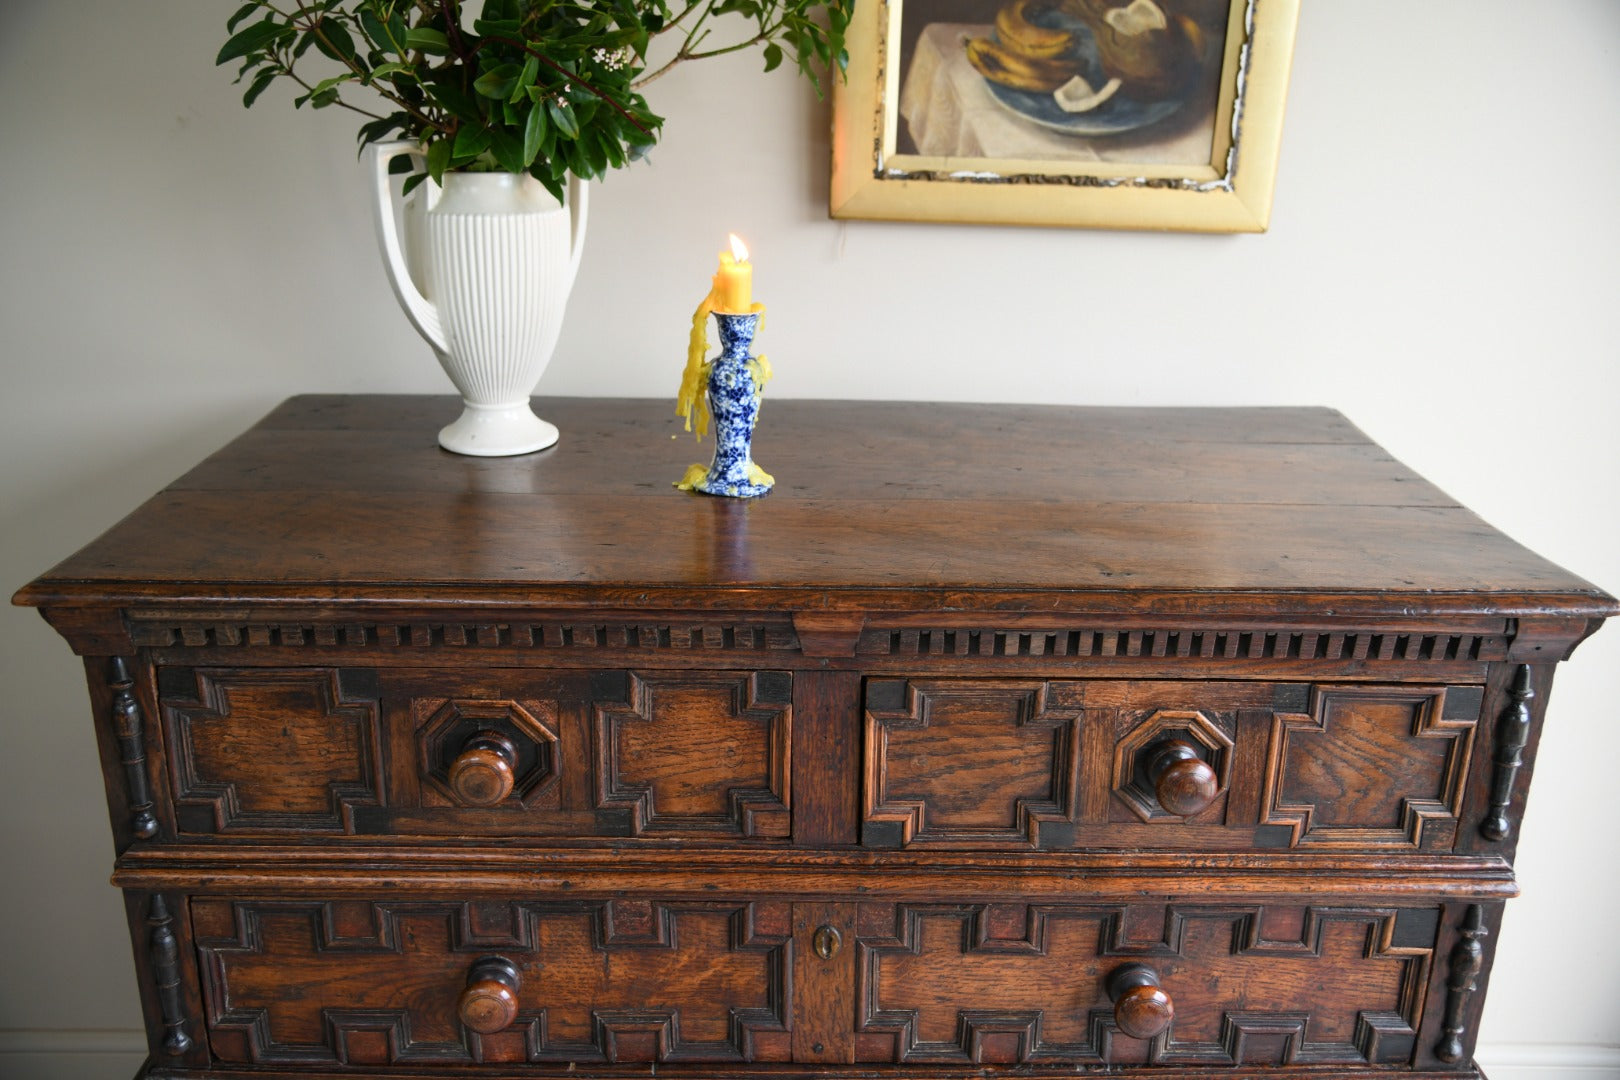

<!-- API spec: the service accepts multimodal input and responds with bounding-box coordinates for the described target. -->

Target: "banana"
[994,0,1074,61]
[965,36,1075,93]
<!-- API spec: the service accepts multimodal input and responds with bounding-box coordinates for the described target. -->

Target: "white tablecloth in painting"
[899,22,1215,165]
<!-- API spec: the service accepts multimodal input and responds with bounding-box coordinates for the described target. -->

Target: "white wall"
[2,1,1616,1075]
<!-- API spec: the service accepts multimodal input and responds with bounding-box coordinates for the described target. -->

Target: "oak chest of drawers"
[16,396,1614,1080]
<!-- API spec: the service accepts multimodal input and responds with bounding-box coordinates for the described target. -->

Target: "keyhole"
[812,924,842,960]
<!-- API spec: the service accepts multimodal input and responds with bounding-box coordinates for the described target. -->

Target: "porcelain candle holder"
[692,312,773,498]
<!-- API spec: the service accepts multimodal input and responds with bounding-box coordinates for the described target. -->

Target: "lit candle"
[714,234,752,313]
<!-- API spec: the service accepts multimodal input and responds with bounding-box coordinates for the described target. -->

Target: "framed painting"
[829,0,1299,231]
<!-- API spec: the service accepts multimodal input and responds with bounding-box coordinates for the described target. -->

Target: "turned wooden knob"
[1107,963,1174,1039]
[458,957,522,1034]
[1145,740,1219,816]
[448,731,518,807]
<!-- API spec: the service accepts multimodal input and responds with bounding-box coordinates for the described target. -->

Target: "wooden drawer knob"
[448,731,519,807]
[458,956,522,1034]
[1107,963,1174,1039]
[1145,740,1219,816]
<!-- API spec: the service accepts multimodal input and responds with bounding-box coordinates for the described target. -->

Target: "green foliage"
[218,0,852,201]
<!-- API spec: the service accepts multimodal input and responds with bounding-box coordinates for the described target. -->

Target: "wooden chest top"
[15,395,1615,621]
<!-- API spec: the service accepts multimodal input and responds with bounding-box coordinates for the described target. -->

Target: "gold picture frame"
[829,0,1299,232]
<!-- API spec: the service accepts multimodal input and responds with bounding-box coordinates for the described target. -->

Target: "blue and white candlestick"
[690,311,773,498]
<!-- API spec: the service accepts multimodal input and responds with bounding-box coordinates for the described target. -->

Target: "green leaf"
[241,67,278,107]
[426,138,452,183]
[522,101,548,166]
[226,3,261,34]
[405,27,451,54]
[367,61,413,82]
[762,42,783,72]
[402,172,428,197]
[488,128,526,173]
[356,116,406,147]
[513,55,540,102]
[311,87,341,108]
[452,124,493,159]
[311,74,354,97]
[217,18,290,65]
[473,63,522,100]
[310,19,358,62]
[533,169,565,205]
[598,129,625,170]
[426,80,481,123]
[548,98,579,140]
[358,9,397,55]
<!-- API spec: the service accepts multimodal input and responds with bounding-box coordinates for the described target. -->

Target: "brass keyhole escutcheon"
[812,924,842,960]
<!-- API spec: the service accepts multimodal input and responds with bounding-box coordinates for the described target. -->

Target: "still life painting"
[831,0,1299,231]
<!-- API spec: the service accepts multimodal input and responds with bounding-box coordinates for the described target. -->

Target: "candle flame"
[729,233,749,263]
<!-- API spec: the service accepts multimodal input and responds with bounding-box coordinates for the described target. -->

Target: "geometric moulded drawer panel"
[160,668,383,834]
[193,898,792,1065]
[159,667,794,840]
[862,679,1082,849]
[855,902,1437,1067]
[1261,685,1480,850]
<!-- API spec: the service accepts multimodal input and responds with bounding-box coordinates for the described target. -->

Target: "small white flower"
[592,46,631,71]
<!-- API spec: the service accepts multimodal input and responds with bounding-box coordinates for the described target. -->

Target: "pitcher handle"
[565,175,589,292]
[368,140,447,354]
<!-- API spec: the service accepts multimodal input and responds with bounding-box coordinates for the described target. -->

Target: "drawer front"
[854,901,1441,1068]
[158,667,792,840]
[862,678,1481,853]
[191,895,1460,1071]
[192,897,793,1066]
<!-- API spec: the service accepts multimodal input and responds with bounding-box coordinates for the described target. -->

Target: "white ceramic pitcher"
[369,141,587,456]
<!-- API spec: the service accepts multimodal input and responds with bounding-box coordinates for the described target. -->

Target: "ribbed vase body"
[411,173,573,408]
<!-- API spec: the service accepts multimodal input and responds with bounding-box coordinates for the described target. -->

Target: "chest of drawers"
[16,396,1613,1080]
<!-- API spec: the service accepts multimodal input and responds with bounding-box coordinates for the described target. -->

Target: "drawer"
[853,900,1450,1068]
[862,678,1483,853]
[158,667,792,840]
[192,897,795,1065]
[188,894,1465,1070]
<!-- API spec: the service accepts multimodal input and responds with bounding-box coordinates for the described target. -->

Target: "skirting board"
[0,1033,1616,1079]
[1477,1043,1620,1079]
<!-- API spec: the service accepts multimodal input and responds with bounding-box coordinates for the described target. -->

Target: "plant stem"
[634,18,782,87]
[481,35,654,137]
[651,0,706,37]
[288,2,449,132]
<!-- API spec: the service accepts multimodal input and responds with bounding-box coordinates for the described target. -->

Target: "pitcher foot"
[439,402,559,456]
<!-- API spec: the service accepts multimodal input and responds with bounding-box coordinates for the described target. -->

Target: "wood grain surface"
[14,397,1615,618]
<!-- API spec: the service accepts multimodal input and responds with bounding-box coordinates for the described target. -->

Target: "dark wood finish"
[1107,964,1174,1040]
[793,902,858,1063]
[457,957,523,1035]
[193,898,792,1065]
[853,902,1433,1066]
[447,731,521,807]
[1482,665,1534,841]
[159,668,383,834]
[110,657,161,841]
[1144,741,1220,817]
[16,398,1613,620]
[791,671,861,847]
[13,397,1615,1080]
[592,670,792,838]
[1260,685,1476,851]
[1434,905,1488,1063]
[147,894,194,1055]
[862,679,1082,849]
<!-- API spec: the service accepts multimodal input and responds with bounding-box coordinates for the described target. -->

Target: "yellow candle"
[714,234,752,313]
